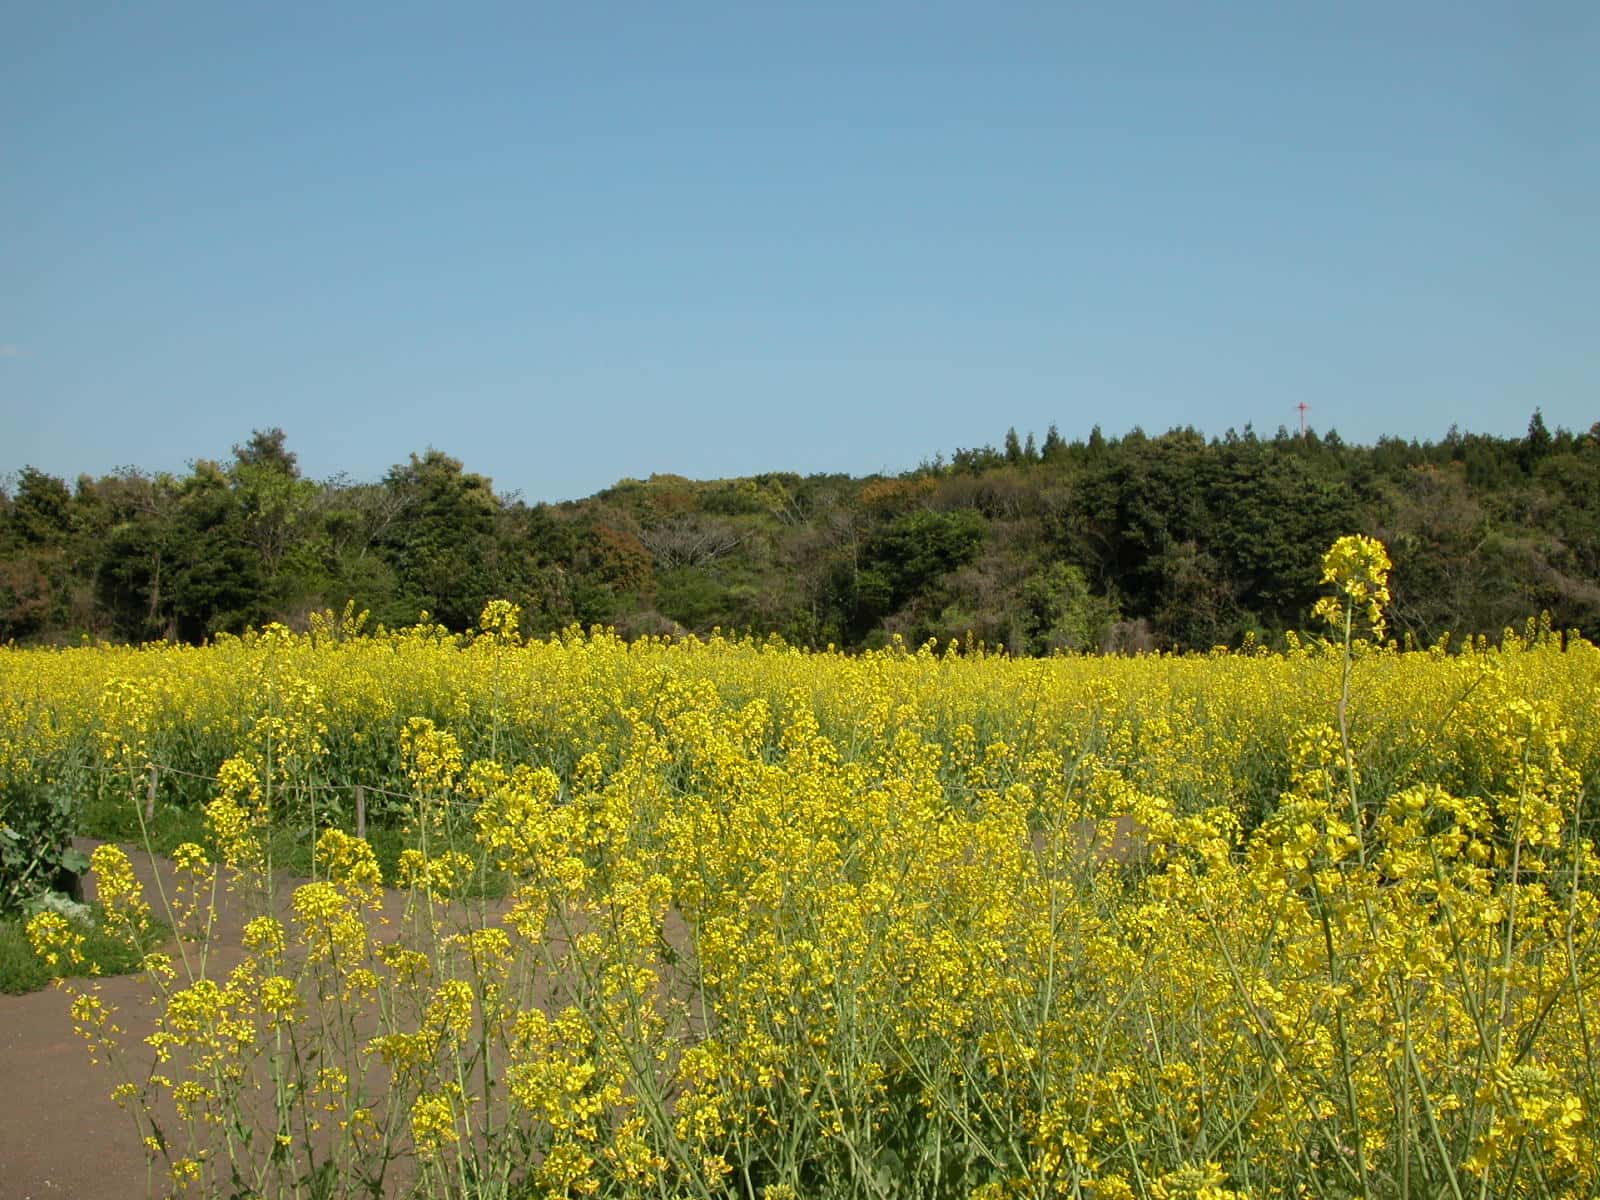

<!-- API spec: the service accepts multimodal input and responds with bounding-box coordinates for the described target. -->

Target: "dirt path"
[2,840,188,1200]
[2,841,439,1200]
[1,840,528,1200]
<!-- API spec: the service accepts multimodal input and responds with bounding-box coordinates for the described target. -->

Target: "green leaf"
[60,848,91,874]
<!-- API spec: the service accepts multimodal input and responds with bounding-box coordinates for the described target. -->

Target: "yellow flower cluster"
[1312,532,1393,641]
[26,909,85,971]
[204,755,264,871]
[409,1085,461,1161]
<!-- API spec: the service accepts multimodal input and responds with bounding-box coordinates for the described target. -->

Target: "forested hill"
[4,415,1598,652]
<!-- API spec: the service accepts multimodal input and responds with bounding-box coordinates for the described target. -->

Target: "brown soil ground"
[2,839,613,1200]
[1,840,454,1200]
[1,822,1140,1200]
[3,839,196,1200]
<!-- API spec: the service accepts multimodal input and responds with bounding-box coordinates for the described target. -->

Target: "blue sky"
[3,2,1595,502]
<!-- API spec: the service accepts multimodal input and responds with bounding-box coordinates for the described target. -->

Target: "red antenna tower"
[1296,402,1310,438]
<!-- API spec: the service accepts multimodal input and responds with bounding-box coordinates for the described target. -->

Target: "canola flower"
[7,568,1599,1198]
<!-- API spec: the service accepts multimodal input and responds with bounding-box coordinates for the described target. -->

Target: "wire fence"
[139,760,478,839]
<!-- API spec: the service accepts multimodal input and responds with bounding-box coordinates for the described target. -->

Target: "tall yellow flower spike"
[1312,533,1392,641]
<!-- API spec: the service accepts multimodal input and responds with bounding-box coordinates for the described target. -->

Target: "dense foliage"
[4,415,1598,651]
[12,543,1600,1197]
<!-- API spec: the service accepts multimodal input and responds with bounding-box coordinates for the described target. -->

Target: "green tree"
[1041,424,1066,463]
[378,450,501,629]
[1004,427,1024,464]
[0,468,76,638]
[229,430,321,616]
[1521,408,1552,473]
[166,461,267,639]
[4,467,73,548]
[843,509,986,640]
[90,470,184,641]
[1021,562,1120,653]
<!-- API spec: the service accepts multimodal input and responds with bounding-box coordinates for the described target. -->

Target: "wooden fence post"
[144,764,158,822]
[355,784,366,840]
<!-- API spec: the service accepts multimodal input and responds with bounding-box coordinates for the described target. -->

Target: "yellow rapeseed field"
[10,539,1600,1199]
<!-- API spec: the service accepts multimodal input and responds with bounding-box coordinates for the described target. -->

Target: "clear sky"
[2,2,1595,502]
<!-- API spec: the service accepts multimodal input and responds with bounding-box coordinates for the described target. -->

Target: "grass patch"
[0,906,172,995]
[80,791,212,858]
[79,792,510,897]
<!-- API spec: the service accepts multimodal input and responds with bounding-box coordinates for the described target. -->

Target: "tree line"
[3,414,1598,652]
